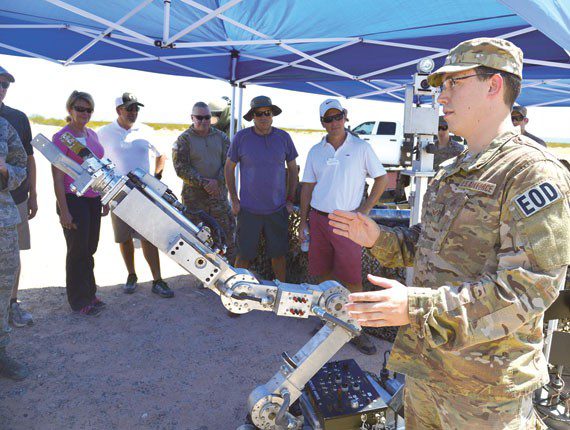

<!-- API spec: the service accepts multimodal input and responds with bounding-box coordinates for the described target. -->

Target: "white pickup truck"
[351,120,411,202]
[351,120,408,167]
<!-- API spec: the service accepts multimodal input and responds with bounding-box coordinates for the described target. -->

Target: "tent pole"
[230,84,237,139]
[229,51,239,140]
[163,0,171,44]
[237,85,244,131]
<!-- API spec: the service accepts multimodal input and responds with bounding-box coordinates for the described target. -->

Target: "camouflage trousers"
[0,226,19,348]
[182,194,236,264]
[405,377,546,430]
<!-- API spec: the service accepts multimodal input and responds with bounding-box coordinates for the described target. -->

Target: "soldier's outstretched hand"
[345,275,410,327]
[328,210,380,248]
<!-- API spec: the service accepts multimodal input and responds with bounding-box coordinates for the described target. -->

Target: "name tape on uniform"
[459,180,496,195]
[514,182,561,217]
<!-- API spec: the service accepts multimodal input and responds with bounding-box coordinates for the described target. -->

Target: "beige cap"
[427,38,523,87]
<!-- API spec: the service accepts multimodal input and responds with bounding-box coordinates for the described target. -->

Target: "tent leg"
[229,84,237,140]
[237,85,244,131]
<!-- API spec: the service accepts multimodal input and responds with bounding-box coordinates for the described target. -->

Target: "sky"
[1,53,569,142]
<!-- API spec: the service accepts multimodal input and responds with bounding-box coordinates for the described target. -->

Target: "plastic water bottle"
[300,228,310,252]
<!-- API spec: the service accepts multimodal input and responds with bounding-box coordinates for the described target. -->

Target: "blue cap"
[0,66,15,83]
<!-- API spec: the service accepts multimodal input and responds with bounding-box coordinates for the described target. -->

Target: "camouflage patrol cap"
[427,38,523,87]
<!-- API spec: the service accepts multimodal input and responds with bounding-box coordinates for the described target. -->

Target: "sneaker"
[75,304,102,316]
[91,297,106,309]
[350,333,377,355]
[0,348,29,381]
[123,273,138,294]
[152,279,174,298]
[9,302,34,327]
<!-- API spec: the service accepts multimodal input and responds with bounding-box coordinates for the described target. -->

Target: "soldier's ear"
[488,74,502,98]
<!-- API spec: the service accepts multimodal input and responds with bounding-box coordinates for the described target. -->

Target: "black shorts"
[236,207,289,260]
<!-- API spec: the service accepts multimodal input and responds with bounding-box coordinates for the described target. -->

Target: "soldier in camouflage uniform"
[330,38,570,429]
[173,101,235,262]
[0,116,28,380]
[433,115,465,169]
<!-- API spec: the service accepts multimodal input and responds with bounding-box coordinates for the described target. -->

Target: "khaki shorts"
[16,200,31,250]
[111,212,142,243]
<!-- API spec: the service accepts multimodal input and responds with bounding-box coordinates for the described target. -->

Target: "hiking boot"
[123,273,138,294]
[75,304,102,316]
[350,333,377,355]
[9,302,34,327]
[0,348,29,381]
[152,279,174,298]
[91,297,106,309]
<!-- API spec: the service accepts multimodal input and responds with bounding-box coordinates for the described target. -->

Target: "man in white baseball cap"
[298,98,388,355]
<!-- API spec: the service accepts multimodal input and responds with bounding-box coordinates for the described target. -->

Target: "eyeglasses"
[124,105,140,112]
[73,106,93,114]
[438,125,448,131]
[193,115,211,121]
[253,110,272,117]
[511,115,525,122]
[439,73,496,92]
[321,112,345,123]
[0,82,10,89]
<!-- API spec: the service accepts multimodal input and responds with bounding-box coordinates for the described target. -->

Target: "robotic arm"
[33,133,362,429]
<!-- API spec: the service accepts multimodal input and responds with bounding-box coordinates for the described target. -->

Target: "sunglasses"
[438,125,448,131]
[511,115,525,122]
[124,105,140,112]
[253,110,272,117]
[73,106,93,114]
[0,82,10,89]
[193,115,211,121]
[321,112,345,123]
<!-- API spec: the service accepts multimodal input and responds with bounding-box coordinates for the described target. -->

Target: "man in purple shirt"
[225,96,298,282]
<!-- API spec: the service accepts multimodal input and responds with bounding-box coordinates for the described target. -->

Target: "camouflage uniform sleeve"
[0,120,27,191]
[172,132,205,188]
[369,224,421,268]
[407,159,570,351]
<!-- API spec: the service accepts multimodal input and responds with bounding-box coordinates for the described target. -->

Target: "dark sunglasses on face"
[253,110,272,117]
[193,115,211,121]
[124,105,140,112]
[73,106,93,114]
[438,125,448,131]
[321,112,345,123]
[511,115,524,122]
[0,82,10,89]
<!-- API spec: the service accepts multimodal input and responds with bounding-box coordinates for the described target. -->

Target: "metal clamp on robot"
[31,132,408,429]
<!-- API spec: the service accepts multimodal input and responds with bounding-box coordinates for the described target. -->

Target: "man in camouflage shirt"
[173,101,235,262]
[330,38,570,429]
[433,115,465,169]
[0,116,28,380]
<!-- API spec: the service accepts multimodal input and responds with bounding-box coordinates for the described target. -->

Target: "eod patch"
[514,182,561,217]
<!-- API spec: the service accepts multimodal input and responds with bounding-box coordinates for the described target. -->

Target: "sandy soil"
[0,125,389,430]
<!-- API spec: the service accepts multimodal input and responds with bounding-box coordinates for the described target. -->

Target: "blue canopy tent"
[1,0,569,134]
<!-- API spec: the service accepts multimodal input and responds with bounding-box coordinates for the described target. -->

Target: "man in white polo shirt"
[97,93,172,298]
[299,98,387,355]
